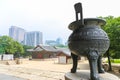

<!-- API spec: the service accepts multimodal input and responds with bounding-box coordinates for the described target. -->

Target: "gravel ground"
[0,59,119,80]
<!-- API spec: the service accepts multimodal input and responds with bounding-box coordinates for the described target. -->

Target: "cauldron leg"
[98,55,105,73]
[87,51,99,80]
[71,53,78,73]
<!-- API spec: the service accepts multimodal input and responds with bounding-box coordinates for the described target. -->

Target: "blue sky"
[0,0,120,43]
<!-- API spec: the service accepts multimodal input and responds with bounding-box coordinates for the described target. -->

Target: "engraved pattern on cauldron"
[68,27,108,41]
[68,40,109,56]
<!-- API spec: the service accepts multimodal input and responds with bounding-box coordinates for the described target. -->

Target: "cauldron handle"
[74,3,84,25]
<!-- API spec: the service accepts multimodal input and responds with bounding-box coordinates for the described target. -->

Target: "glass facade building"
[24,31,43,46]
[9,26,26,43]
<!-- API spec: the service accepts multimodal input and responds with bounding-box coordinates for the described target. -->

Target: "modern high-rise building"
[56,37,63,44]
[9,26,26,43]
[24,31,43,46]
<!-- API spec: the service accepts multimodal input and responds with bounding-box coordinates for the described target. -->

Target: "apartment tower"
[24,31,43,46]
[9,26,26,43]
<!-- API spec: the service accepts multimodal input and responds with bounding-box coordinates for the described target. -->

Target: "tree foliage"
[22,45,34,57]
[0,36,24,54]
[100,16,120,58]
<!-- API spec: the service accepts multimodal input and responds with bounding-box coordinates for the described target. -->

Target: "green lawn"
[109,59,120,63]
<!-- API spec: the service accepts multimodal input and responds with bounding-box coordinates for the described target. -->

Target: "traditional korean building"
[27,45,74,64]
[27,45,59,59]
[56,48,72,64]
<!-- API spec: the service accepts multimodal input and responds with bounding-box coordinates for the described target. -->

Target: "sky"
[0,0,120,44]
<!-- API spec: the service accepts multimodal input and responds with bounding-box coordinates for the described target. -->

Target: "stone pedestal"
[65,70,120,80]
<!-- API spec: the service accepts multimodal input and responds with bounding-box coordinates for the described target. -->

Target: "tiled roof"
[27,45,58,52]
[57,48,71,56]
[27,45,71,56]
[41,46,57,52]
[34,47,43,51]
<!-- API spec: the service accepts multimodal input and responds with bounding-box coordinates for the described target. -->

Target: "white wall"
[0,55,2,60]
[58,56,66,64]
[2,54,14,60]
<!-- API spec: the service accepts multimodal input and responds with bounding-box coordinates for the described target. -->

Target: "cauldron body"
[68,18,109,56]
[68,18,110,80]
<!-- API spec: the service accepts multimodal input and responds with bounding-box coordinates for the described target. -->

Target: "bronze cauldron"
[68,3,110,80]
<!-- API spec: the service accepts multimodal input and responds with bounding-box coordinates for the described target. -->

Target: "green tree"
[0,44,4,54]
[13,41,24,58]
[0,36,24,55]
[22,45,34,57]
[100,16,120,58]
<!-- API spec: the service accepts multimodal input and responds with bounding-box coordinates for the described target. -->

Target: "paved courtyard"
[0,59,119,80]
[0,59,71,80]
[0,74,25,80]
